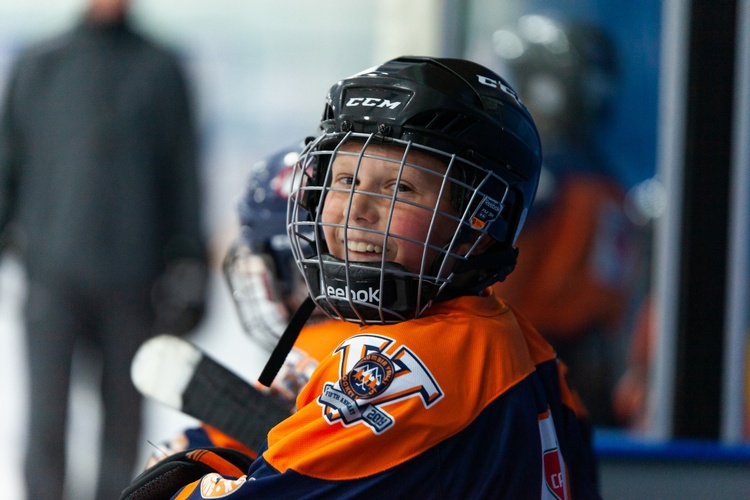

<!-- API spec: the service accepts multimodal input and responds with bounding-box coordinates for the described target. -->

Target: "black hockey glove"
[151,258,208,336]
[120,447,254,500]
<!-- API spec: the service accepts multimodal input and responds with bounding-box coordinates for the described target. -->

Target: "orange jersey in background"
[495,173,640,340]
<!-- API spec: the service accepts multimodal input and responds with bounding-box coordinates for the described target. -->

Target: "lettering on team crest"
[340,352,394,399]
[318,334,443,434]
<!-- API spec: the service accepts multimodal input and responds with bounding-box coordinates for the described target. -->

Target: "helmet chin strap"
[444,245,519,297]
[257,296,316,387]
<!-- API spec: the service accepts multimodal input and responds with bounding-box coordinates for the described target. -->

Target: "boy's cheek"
[321,195,347,222]
[390,215,435,242]
[321,227,339,253]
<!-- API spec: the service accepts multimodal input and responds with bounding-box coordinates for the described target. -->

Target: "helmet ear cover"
[449,245,519,297]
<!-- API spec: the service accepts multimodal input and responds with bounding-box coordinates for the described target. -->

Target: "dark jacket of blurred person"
[491,15,643,426]
[0,0,208,498]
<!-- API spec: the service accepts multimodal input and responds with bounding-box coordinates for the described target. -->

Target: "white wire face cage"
[287,132,512,325]
[222,239,290,352]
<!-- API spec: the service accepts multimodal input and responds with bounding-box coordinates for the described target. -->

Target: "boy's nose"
[345,190,378,224]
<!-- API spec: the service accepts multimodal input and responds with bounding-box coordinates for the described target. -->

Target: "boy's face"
[320,142,467,275]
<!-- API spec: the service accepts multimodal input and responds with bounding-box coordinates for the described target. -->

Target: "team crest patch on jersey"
[538,410,570,500]
[318,334,443,434]
[340,352,395,399]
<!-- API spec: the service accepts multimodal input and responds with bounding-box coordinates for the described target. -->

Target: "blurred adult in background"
[0,0,208,497]
[491,14,642,426]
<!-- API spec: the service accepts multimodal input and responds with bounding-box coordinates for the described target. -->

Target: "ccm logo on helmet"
[345,97,402,109]
[476,75,523,105]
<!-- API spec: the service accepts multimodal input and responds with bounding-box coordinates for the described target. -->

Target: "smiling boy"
[127,56,600,499]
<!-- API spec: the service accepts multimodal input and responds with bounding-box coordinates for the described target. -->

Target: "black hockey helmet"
[287,56,542,324]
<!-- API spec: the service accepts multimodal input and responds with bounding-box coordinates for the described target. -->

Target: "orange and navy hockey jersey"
[169,292,600,499]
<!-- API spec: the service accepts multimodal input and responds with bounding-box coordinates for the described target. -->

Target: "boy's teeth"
[347,241,383,254]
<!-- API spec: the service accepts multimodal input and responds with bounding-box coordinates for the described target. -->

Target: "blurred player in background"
[490,14,642,426]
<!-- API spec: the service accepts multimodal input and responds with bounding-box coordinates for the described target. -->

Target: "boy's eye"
[335,175,355,186]
[391,182,413,193]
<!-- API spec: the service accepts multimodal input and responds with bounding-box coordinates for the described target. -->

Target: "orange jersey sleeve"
[263,294,537,480]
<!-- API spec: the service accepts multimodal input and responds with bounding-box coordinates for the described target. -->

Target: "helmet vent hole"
[408,111,478,135]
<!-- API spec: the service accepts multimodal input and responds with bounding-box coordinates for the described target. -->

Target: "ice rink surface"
[0,255,270,500]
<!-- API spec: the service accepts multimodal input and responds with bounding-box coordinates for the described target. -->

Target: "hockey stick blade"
[131,334,292,451]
